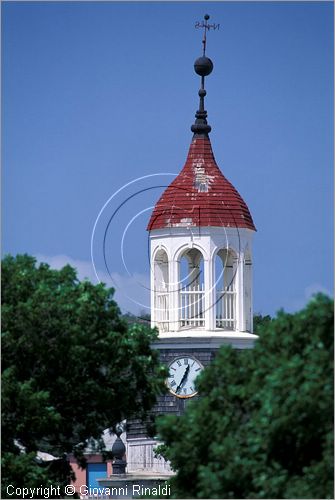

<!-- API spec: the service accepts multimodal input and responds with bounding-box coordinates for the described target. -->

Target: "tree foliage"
[157,294,333,499]
[2,254,167,497]
[253,313,272,335]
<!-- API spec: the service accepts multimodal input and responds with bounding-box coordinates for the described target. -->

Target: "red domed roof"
[147,136,256,231]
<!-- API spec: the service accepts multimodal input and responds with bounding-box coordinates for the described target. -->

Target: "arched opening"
[215,249,236,330]
[154,249,169,332]
[178,248,205,328]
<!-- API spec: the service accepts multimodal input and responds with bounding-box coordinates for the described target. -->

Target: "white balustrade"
[216,286,236,330]
[179,283,205,328]
[155,284,236,332]
[154,290,169,332]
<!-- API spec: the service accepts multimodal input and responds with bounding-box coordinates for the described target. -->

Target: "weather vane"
[195,14,220,56]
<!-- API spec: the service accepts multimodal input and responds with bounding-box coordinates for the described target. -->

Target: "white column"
[235,252,245,332]
[169,259,179,332]
[250,260,253,332]
[150,250,156,329]
[244,258,253,333]
[204,258,215,331]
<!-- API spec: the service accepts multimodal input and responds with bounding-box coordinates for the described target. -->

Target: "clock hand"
[176,365,190,392]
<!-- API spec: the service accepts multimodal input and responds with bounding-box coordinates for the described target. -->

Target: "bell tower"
[148,15,257,347]
[126,15,257,474]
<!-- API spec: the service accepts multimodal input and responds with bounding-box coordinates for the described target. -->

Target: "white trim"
[152,244,170,262]
[173,242,209,262]
[149,226,255,238]
[152,332,258,350]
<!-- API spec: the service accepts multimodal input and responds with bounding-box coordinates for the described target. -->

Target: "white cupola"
[147,24,257,349]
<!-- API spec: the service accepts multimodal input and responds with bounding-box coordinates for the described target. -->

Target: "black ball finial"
[191,13,216,137]
[194,56,214,76]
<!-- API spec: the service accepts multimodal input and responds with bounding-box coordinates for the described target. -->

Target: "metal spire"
[202,13,209,56]
[191,14,218,137]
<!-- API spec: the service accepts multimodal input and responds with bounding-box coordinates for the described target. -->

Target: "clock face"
[167,356,203,398]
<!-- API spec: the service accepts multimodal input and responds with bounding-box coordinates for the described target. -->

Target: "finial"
[111,423,127,474]
[192,14,219,138]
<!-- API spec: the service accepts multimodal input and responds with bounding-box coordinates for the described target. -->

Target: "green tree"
[253,313,272,335]
[157,294,333,499]
[2,254,167,498]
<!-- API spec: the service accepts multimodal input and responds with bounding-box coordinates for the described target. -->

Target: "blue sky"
[2,1,334,316]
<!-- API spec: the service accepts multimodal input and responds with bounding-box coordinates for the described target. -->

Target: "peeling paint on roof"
[171,217,195,228]
[193,164,215,193]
